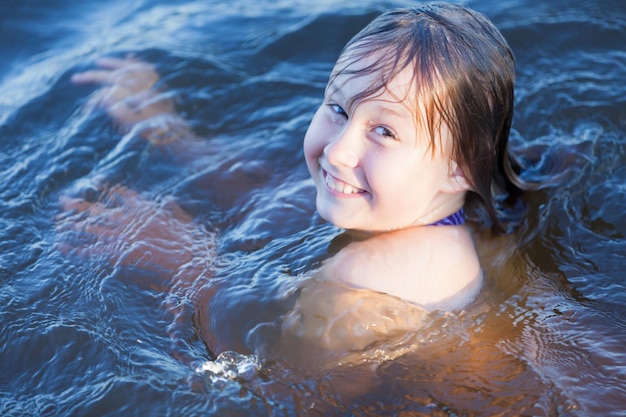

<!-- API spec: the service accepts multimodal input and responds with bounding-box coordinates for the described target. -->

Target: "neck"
[343,194,467,236]
[412,194,466,227]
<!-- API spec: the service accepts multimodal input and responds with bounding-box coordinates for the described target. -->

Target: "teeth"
[324,172,362,194]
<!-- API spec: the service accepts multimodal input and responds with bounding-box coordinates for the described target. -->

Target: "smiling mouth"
[323,170,366,195]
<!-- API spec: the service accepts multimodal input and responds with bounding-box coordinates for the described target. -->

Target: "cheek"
[365,153,414,189]
[302,129,317,172]
[303,111,325,164]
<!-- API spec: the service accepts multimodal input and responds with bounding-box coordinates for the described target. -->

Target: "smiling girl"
[299,3,521,311]
[59,2,525,362]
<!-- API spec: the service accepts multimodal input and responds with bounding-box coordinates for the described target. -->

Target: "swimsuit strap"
[429,208,465,226]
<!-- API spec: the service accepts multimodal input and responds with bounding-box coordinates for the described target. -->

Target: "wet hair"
[330,2,523,232]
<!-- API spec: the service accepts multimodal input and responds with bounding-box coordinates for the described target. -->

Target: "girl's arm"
[71,57,176,132]
[71,56,211,163]
[57,57,217,277]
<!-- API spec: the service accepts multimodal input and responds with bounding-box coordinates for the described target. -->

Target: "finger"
[71,69,115,85]
[97,57,154,78]
[94,56,139,70]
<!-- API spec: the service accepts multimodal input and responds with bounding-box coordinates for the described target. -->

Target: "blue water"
[1,0,626,415]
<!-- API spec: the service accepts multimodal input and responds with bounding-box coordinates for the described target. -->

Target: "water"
[1,0,625,415]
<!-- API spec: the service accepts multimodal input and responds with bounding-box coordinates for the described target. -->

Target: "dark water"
[1,0,625,415]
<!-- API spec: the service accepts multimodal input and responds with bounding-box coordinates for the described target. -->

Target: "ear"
[441,161,472,193]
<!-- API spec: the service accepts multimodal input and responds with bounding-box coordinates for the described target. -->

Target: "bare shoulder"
[319,226,482,311]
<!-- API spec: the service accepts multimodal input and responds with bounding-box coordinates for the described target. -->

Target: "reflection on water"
[1,0,626,415]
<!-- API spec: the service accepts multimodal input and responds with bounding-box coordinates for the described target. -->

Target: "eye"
[328,103,348,119]
[373,125,397,140]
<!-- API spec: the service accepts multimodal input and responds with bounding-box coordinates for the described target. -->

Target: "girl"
[277,2,523,358]
[59,2,524,360]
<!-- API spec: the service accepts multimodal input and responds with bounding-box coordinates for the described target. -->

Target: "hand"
[72,57,177,132]
[56,184,216,282]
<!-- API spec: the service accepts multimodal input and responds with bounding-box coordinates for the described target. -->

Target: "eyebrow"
[377,103,413,119]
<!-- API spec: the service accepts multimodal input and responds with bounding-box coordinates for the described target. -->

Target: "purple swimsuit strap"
[429,208,465,226]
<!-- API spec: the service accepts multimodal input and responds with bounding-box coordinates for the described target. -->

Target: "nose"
[323,125,360,168]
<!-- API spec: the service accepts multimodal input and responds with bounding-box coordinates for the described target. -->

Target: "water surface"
[1,0,625,415]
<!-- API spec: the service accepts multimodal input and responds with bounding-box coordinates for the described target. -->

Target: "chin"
[317,206,353,230]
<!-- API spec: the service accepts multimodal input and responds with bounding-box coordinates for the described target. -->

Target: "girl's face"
[303,52,466,232]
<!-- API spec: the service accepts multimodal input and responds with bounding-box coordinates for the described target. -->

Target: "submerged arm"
[71,56,214,164]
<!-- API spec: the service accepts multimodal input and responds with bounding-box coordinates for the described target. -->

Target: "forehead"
[328,47,418,109]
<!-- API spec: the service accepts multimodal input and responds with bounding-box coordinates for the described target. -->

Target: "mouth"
[322,170,366,195]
